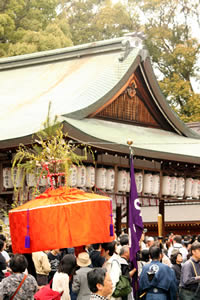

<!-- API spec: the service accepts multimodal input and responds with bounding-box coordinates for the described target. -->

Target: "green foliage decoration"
[11,103,89,206]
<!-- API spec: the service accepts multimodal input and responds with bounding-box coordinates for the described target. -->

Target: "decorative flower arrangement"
[11,103,90,205]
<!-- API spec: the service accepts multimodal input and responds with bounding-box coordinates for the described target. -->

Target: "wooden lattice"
[96,93,160,127]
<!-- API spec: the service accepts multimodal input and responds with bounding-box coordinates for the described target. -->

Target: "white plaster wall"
[141,204,200,223]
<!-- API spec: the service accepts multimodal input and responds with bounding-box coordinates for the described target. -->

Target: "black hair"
[0,234,6,242]
[0,239,4,252]
[170,251,182,265]
[92,243,100,250]
[141,249,150,262]
[101,241,116,256]
[149,246,162,260]
[57,254,76,275]
[10,254,28,273]
[87,268,107,293]
[119,234,129,246]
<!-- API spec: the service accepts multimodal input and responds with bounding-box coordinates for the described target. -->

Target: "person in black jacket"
[170,251,183,286]
[0,239,6,282]
[90,243,105,268]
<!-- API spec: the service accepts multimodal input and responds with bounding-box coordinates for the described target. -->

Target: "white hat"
[77,252,91,267]
[147,237,154,242]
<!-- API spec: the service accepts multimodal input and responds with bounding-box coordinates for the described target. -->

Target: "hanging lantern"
[26,173,36,187]
[117,170,128,192]
[77,165,86,187]
[143,173,153,194]
[106,169,115,191]
[185,178,193,197]
[152,174,160,195]
[161,176,171,196]
[13,167,23,188]
[3,168,13,189]
[86,166,95,188]
[170,176,178,196]
[177,177,185,197]
[126,172,131,193]
[96,168,106,189]
[198,179,200,198]
[192,179,199,199]
[135,172,143,193]
[68,165,78,187]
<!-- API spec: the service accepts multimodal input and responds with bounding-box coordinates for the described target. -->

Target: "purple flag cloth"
[129,157,143,267]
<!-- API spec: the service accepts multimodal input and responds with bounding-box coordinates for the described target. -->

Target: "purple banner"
[129,157,143,267]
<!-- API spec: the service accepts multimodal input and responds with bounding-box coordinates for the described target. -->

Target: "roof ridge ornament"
[124,32,146,49]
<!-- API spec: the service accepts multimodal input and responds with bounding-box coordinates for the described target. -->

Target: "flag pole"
[127,139,143,300]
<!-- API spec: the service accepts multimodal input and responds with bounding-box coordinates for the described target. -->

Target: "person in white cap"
[146,237,155,249]
[72,251,92,300]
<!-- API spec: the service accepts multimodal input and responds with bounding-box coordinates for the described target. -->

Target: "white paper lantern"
[77,165,86,187]
[198,180,200,197]
[126,172,130,193]
[192,179,199,199]
[170,176,178,196]
[177,177,185,197]
[106,169,115,190]
[152,174,160,195]
[12,167,23,188]
[143,173,153,194]
[26,173,36,187]
[117,170,128,192]
[3,168,13,189]
[68,165,78,187]
[161,176,171,196]
[185,178,193,197]
[96,168,106,189]
[86,166,95,188]
[135,172,143,193]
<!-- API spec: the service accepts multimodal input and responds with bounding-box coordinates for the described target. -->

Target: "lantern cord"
[25,209,30,248]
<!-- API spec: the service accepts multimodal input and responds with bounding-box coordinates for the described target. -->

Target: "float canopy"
[9,187,114,253]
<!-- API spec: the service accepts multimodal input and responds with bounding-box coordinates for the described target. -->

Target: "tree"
[62,0,140,45]
[128,0,200,122]
[0,0,73,57]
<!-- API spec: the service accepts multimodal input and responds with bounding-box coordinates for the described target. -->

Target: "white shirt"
[52,272,70,300]
[1,251,10,263]
[168,243,188,262]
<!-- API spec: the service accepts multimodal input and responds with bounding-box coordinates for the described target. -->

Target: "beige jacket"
[32,251,51,275]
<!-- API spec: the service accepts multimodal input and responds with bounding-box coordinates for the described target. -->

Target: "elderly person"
[72,252,92,299]
[87,268,113,300]
[0,254,38,299]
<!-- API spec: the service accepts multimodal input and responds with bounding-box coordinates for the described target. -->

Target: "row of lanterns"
[2,167,200,198]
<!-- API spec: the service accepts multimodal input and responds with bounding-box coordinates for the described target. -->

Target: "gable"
[95,86,160,128]
[90,67,175,131]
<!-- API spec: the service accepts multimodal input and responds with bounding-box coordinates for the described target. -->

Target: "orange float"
[9,187,114,253]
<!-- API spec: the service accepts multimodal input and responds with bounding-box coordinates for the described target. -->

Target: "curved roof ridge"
[141,57,200,139]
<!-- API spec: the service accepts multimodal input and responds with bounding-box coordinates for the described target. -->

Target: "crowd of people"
[0,231,200,299]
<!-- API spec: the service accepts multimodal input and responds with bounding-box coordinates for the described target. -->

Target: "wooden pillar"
[158,199,165,237]
[116,205,122,236]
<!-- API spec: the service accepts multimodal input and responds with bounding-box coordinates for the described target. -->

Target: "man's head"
[101,241,116,259]
[120,245,130,261]
[173,235,182,244]
[87,268,112,297]
[191,242,200,261]
[119,234,129,246]
[10,254,28,273]
[146,237,154,248]
[149,246,162,261]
